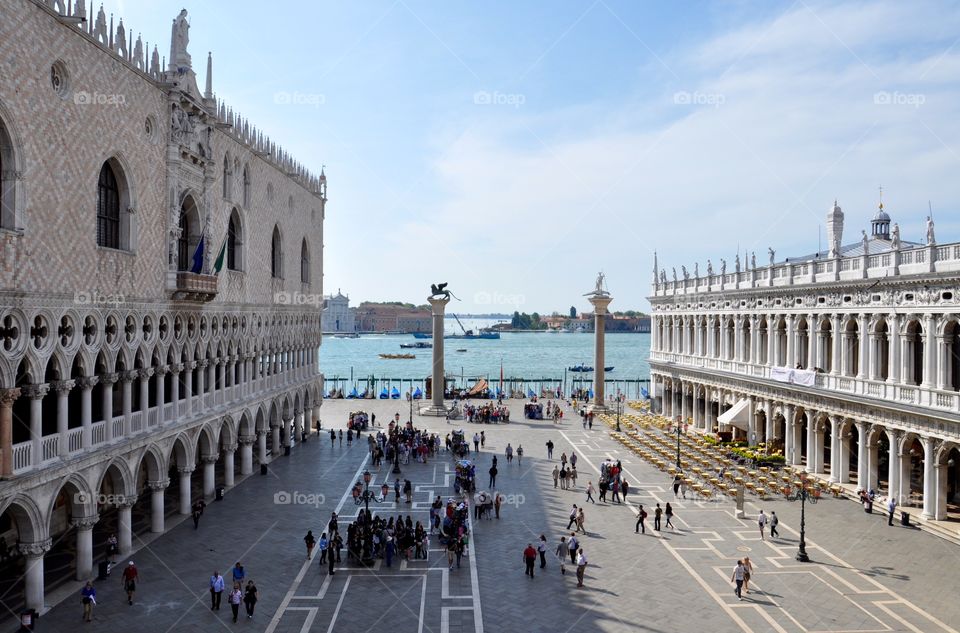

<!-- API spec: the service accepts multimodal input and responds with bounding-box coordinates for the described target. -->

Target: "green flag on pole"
[213,235,227,274]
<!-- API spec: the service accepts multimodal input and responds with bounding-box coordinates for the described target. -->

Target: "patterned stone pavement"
[27,398,960,632]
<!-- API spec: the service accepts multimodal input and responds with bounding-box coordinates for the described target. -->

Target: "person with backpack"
[635,505,647,534]
[770,511,779,538]
[567,533,579,565]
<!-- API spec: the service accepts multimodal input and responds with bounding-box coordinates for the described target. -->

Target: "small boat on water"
[400,342,432,349]
[332,333,360,339]
[411,332,431,339]
[379,353,416,359]
[346,387,359,399]
[412,387,423,399]
[445,331,500,340]
[456,348,467,352]
[379,388,389,399]
[568,364,615,372]
[390,387,401,399]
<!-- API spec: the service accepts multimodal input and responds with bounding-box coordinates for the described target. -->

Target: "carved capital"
[197,359,210,369]
[146,479,170,491]
[76,376,99,390]
[201,455,218,464]
[71,515,100,530]
[100,372,120,386]
[139,367,155,380]
[119,370,138,383]
[238,435,255,445]
[183,361,196,371]
[21,384,50,400]
[116,495,138,508]
[169,363,184,375]
[154,366,170,376]
[19,539,52,557]
[0,387,21,406]
[177,466,194,476]
[224,443,238,452]
[50,379,75,395]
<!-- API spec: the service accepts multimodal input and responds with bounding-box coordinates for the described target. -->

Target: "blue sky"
[106,0,960,313]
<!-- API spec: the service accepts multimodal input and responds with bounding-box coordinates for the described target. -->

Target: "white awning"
[717,398,751,431]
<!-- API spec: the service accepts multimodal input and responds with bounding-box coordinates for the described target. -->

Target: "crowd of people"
[463,403,510,423]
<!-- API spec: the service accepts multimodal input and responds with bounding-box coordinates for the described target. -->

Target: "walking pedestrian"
[106,533,118,564]
[887,495,897,526]
[621,478,629,502]
[570,452,578,469]
[575,549,588,588]
[494,492,503,519]
[455,536,465,569]
[576,507,586,534]
[489,464,498,488]
[673,473,682,497]
[770,511,779,538]
[757,510,768,540]
[555,536,569,575]
[328,541,336,575]
[330,429,336,446]
[338,429,343,446]
[635,505,647,534]
[80,580,96,622]
[304,530,316,559]
[553,465,560,488]
[665,502,675,530]
[731,560,746,600]
[505,443,513,463]
[385,536,395,567]
[232,562,246,585]
[209,570,225,610]
[481,431,485,448]
[569,466,578,489]
[446,537,456,571]
[473,433,480,453]
[538,535,548,568]
[394,478,402,503]
[318,532,328,564]
[585,481,595,503]
[192,499,204,529]
[559,466,568,490]
[561,452,568,469]
[121,561,138,605]
[742,556,755,594]
[566,504,579,530]
[243,580,258,619]
[568,533,579,565]
[611,478,620,503]
[523,543,537,578]
[517,445,524,466]
[546,440,554,459]
[679,479,687,499]
[654,503,663,531]
[229,582,243,622]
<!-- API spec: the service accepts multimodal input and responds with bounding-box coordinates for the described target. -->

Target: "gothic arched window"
[300,238,309,284]
[97,162,120,248]
[227,208,242,271]
[271,225,282,278]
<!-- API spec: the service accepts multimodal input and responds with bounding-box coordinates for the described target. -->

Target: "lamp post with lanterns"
[796,471,810,562]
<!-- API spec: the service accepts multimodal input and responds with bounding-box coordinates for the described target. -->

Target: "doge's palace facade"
[0,0,327,611]
[650,200,960,534]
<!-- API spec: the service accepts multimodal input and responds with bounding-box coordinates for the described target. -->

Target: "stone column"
[139,368,153,427]
[767,315,777,366]
[589,293,613,412]
[52,380,74,458]
[196,360,209,411]
[271,425,280,459]
[294,408,303,442]
[21,539,51,612]
[923,314,936,389]
[857,314,869,380]
[888,314,900,384]
[831,315,842,375]
[829,417,841,482]
[147,480,168,533]
[813,419,825,473]
[258,431,268,465]
[898,444,912,506]
[74,515,98,580]
[183,361,194,416]
[154,366,167,423]
[680,384,689,424]
[785,315,796,368]
[101,373,118,442]
[178,467,193,515]
[857,421,869,488]
[806,412,817,471]
[784,404,795,465]
[23,384,49,468]
[120,370,136,436]
[170,364,182,420]
[747,396,757,445]
[117,499,135,556]
[223,444,236,487]
[425,295,451,415]
[922,436,936,519]
[886,430,901,500]
[239,435,254,475]
[808,314,818,369]
[78,377,97,449]
[763,400,773,444]
[202,455,217,498]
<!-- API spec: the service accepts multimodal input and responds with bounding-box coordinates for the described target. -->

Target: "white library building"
[0,1,327,613]
[649,199,960,531]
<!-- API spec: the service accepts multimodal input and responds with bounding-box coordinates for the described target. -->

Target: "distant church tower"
[826,200,844,257]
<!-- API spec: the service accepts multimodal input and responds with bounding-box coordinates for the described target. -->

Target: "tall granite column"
[425,295,450,415]
[588,293,613,413]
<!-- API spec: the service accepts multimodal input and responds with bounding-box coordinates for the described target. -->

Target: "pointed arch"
[271,224,283,279]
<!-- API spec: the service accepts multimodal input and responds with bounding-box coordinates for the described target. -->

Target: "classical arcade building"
[649,200,960,528]
[0,1,327,614]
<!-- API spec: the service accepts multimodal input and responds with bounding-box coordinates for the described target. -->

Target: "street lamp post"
[391,428,402,475]
[796,472,810,562]
[616,396,623,432]
[360,470,375,565]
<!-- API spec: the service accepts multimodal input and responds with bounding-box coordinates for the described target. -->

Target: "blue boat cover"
[413,387,423,399]
[641,387,650,399]
[390,387,400,399]
[379,388,389,399]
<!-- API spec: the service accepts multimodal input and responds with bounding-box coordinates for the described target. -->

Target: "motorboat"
[379,353,415,359]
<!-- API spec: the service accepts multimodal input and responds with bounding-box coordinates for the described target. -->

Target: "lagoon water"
[320,328,651,396]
